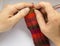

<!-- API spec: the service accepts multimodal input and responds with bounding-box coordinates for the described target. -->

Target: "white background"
[0,0,60,46]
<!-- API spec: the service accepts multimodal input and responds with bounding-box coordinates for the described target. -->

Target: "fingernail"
[19,7,30,16]
[34,9,39,14]
[24,7,30,12]
[34,9,42,18]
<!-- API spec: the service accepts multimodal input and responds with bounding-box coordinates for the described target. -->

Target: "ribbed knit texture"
[24,8,50,46]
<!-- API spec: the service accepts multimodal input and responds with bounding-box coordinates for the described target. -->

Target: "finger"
[3,2,33,15]
[34,2,47,9]
[34,3,43,9]
[13,2,33,9]
[2,4,16,17]
[8,7,30,24]
[54,4,60,13]
[34,9,46,29]
[36,2,57,20]
[11,2,33,14]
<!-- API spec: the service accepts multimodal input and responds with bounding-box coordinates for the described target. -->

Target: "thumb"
[8,7,30,24]
[34,9,46,30]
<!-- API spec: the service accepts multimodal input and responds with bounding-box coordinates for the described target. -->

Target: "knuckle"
[5,4,11,7]
[39,1,45,4]
[39,2,51,7]
[18,2,27,7]
[20,2,27,5]
[54,17,58,21]
[50,17,59,24]
[39,2,47,7]
[46,2,51,6]
[39,1,46,5]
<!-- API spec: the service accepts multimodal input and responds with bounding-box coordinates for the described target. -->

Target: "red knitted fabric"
[24,8,50,46]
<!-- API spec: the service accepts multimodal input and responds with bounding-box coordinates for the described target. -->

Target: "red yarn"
[24,8,50,46]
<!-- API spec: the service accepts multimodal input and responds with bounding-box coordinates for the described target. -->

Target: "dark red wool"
[24,8,50,46]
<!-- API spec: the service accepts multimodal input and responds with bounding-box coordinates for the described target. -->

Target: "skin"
[0,2,33,32]
[0,2,60,46]
[34,2,60,46]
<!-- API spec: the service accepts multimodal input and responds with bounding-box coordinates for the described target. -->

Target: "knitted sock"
[24,8,50,46]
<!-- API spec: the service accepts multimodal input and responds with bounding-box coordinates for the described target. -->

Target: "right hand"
[34,2,60,46]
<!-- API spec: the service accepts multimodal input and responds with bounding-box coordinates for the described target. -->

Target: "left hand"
[0,2,33,32]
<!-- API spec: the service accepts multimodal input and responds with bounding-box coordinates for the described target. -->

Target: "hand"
[34,2,60,46]
[0,2,33,32]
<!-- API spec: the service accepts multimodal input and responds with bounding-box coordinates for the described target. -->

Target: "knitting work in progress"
[24,8,50,46]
